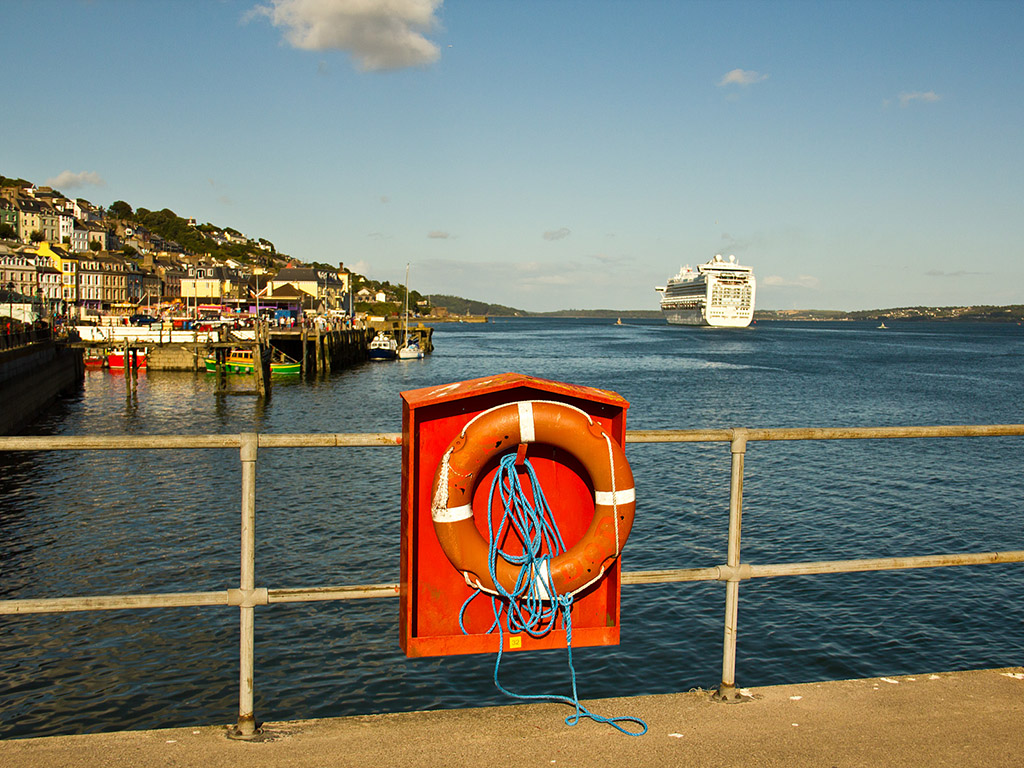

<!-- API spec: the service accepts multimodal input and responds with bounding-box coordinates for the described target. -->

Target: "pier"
[2,666,1022,766]
[0,423,1021,748]
[66,323,381,376]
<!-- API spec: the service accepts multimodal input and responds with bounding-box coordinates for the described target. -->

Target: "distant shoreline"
[477,305,1024,323]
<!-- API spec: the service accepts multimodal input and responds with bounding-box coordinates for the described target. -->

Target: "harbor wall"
[0,343,84,434]
[148,344,204,371]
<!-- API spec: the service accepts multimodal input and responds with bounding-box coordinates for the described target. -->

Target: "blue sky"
[3,0,1023,312]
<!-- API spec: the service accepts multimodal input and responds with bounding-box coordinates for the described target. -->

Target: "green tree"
[108,200,134,219]
[89,241,101,252]
[0,223,16,239]
[30,230,44,243]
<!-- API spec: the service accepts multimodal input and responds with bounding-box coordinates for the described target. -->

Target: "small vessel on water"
[84,350,106,368]
[878,322,888,329]
[397,263,424,360]
[107,349,147,369]
[204,348,300,375]
[368,333,398,361]
[398,339,424,360]
[655,254,756,328]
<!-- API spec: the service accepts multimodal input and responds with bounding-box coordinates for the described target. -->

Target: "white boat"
[397,263,424,360]
[398,340,424,360]
[655,254,755,328]
[368,333,398,361]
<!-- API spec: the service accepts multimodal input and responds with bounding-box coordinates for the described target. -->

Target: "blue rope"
[458,452,647,736]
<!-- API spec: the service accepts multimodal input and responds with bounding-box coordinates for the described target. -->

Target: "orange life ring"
[430,400,635,598]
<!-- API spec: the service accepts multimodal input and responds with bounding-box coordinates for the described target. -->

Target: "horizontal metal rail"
[1,423,1021,733]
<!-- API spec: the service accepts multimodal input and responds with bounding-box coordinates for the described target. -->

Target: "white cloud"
[251,0,442,71]
[718,68,769,87]
[45,170,105,190]
[898,91,941,107]
[763,274,820,289]
[542,227,571,241]
[427,230,451,239]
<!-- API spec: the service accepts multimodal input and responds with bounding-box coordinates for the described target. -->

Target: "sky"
[3,0,1023,312]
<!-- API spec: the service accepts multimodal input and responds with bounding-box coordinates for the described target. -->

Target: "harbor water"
[1,318,1023,738]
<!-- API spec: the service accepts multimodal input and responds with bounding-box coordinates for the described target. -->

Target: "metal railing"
[0,424,1022,735]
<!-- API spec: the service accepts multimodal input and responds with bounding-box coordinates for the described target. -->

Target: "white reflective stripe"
[594,488,635,506]
[533,559,552,601]
[517,401,535,442]
[432,503,473,523]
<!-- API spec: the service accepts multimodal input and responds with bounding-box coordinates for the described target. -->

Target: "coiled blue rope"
[458,452,647,736]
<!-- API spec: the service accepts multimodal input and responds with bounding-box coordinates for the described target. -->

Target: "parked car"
[129,314,159,326]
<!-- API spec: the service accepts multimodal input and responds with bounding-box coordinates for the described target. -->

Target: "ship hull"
[664,307,752,327]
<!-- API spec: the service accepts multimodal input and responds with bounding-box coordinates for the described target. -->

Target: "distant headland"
[475,306,1024,323]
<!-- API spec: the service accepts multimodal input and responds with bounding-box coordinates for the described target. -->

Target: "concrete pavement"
[2,666,1022,767]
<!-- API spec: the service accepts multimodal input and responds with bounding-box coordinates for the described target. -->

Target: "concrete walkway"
[2,667,1022,767]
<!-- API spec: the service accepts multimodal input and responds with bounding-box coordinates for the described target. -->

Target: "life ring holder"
[430,400,635,600]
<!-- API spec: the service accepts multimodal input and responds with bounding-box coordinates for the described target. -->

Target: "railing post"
[715,428,748,702]
[230,432,259,738]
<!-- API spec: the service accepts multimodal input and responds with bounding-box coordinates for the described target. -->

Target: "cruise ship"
[655,254,756,328]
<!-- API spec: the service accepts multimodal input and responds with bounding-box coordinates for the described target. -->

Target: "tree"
[30,230,44,243]
[0,223,16,239]
[108,200,133,219]
[89,241,101,252]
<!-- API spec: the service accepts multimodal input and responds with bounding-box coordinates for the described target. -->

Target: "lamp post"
[6,280,14,330]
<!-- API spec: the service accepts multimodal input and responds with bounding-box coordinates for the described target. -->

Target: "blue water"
[1,318,1023,738]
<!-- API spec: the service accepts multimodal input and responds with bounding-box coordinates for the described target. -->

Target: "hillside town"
[0,181,407,330]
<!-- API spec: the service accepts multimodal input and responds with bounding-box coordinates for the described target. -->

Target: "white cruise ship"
[655,254,756,327]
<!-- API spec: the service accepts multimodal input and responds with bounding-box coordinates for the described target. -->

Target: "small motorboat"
[84,351,106,368]
[368,333,398,361]
[204,348,300,375]
[107,350,147,369]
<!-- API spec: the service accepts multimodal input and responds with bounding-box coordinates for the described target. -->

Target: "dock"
[67,324,384,375]
[1,667,1021,767]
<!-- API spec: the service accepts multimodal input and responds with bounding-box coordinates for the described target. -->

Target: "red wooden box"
[399,373,630,657]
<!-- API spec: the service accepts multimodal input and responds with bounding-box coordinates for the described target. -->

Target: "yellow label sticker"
[509,636,522,650]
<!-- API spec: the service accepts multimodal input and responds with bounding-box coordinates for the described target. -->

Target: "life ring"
[430,400,635,599]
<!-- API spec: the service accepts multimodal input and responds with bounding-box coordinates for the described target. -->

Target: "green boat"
[204,349,301,375]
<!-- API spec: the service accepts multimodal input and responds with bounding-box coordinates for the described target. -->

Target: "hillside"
[110,202,288,268]
[426,294,523,316]
[756,306,1024,322]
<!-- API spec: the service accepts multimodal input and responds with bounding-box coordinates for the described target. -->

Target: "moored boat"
[655,254,756,328]
[396,263,425,360]
[204,348,301,375]
[107,350,147,369]
[397,339,424,360]
[84,351,106,368]
[368,333,398,361]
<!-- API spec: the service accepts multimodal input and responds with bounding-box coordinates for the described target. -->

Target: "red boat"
[107,350,147,369]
